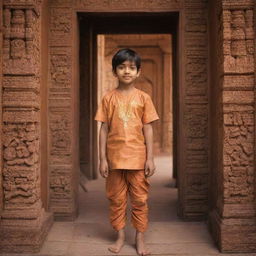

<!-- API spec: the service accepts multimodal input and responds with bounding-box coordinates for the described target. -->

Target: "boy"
[94,48,159,256]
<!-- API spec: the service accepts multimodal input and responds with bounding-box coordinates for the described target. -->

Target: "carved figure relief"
[3,7,39,75]
[2,123,40,208]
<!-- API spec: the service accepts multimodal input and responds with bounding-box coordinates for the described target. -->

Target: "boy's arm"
[143,122,156,177]
[99,122,109,178]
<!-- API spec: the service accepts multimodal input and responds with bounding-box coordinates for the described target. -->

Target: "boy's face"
[113,60,141,85]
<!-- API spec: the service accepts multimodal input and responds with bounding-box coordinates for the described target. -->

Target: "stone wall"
[0,0,53,253]
[208,0,256,252]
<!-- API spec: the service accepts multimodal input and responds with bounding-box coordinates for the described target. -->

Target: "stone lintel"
[75,0,182,11]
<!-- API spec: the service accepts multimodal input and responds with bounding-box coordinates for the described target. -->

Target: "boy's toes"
[141,249,151,256]
[108,246,118,253]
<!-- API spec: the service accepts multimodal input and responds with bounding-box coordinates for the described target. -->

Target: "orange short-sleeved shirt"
[94,88,159,170]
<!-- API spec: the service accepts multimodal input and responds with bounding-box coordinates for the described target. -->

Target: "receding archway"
[78,13,177,185]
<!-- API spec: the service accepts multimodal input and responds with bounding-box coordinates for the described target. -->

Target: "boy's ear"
[136,68,141,77]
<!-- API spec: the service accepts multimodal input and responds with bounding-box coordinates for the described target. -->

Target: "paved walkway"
[2,155,256,256]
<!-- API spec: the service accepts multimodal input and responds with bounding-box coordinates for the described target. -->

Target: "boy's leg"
[106,169,128,231]
[127,170,150,233]
[127,170,150,255]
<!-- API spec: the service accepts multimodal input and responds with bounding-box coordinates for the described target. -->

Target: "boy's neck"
[116,83,136,91]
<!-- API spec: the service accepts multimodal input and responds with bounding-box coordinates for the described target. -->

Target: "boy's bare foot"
[108,228,125,253]
[135,231,151,256]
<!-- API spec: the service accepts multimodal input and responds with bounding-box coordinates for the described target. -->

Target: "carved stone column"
[0,0,53,253]
[208,0,256,252]
[162,49,173,154]
[48,1,79,220]
[0,0,3,223]
[177,0,209,220]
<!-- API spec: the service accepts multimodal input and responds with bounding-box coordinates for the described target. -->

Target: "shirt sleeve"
[142,95,160,124]
[94,96,108,123]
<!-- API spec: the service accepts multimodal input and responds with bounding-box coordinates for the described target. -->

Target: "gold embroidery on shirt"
[118,100,138,128]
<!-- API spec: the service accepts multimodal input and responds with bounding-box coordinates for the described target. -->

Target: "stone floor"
[2,155,256,256]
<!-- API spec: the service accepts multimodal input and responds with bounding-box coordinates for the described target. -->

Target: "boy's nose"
[124,67,130,73]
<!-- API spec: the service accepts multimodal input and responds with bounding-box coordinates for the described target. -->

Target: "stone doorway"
[78,13,177,183]
[47,8,210,223]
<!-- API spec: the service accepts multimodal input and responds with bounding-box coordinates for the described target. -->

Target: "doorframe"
[47,3,210,221]
[78,12,180,183]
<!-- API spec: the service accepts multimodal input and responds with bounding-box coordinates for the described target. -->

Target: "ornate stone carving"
[185,106,207,138]
[49,110,72,164]
[50,48,72,88]
[48,0,76,220]
[179,2,209,219]
[49,8,72,46]
[2,123,40,208]
[223,9,254,73]
[221,1,255,206]
[49,165,73,210]
[1,1,53,253]
[208,0,256,252]
[3,7,39,75]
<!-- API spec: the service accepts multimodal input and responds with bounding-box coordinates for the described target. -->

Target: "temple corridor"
[35,155,235,256]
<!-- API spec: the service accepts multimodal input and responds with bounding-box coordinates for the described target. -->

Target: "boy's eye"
[116,65,137,71]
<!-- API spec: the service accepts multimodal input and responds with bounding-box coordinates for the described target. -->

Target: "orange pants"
[106,169,150,232]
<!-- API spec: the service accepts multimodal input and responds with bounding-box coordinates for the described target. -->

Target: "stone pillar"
[208,0,256,252]
[0,0,3,223]
[162,50,173,154]
[178,0,209,220]
[0,1,53,253]
[48,1,79,220]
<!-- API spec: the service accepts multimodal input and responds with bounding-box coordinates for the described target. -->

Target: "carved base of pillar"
[208,209,256,253]
[0,211,53,253]
[51,204,78,221]
[177,200,208,221]
[49,198,79,221]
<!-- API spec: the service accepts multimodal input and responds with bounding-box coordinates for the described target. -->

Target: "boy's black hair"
[112,48,141,72]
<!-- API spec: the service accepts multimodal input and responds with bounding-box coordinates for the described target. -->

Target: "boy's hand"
[99,159,109,178]
[144,159,156,177]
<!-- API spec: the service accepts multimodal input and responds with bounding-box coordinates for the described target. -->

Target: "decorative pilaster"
[0,0,3,223]
[0,0,53,253]
[178,0,209,220]
[48,0,79,220]
[208,0,256,252]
